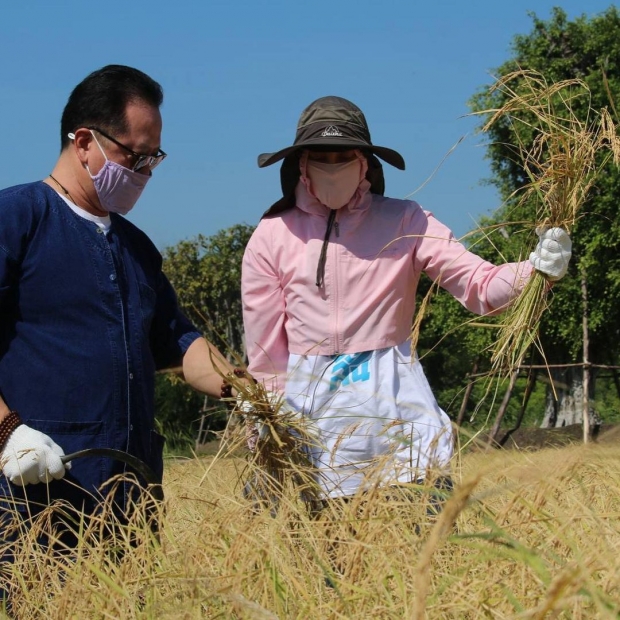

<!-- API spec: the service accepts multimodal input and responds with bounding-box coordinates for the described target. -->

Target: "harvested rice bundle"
[222,371,323,512]
[474,69,620,374]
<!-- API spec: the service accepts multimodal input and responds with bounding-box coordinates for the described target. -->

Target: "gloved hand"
[1,424,70,486]
[529,227,572,281]
[237,391,317,451]
[237,391,280,450]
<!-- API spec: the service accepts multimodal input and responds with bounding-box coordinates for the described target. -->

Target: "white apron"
[285,341,454,498]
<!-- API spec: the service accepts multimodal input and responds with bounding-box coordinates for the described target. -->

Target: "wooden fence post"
[581,269,591,444]
[456,360,479,428]
[487,369,519,448]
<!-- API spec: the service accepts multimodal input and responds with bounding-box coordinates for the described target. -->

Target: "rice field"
[2,429,620,619]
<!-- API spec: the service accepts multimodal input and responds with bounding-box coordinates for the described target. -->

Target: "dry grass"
[2,435,620,619]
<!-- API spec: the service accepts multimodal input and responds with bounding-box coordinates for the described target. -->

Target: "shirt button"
[130,425,134,431]
[109,274,116,281]
[129,373,134,380]
[96,228,104,234]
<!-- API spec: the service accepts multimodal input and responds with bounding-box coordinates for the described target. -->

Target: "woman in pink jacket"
[241,96,571,501]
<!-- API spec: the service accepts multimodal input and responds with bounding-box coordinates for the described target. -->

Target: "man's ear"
[71,128,94,166]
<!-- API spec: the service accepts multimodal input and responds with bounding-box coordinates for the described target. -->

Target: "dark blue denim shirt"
[0,181,201,514]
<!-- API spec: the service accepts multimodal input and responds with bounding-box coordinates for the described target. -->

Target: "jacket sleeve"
[413,208,533,315]
[241,222,289,393]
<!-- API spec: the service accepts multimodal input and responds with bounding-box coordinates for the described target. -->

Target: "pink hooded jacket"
[242,180,532,392]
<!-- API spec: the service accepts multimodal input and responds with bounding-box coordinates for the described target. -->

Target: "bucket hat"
[258,96,405,170]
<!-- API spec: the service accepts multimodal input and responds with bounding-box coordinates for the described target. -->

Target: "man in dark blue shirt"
[0,65,238,561]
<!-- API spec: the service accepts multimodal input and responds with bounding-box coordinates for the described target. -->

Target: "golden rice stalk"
[475,69,620,375]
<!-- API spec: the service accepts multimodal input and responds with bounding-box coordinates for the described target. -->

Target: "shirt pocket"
[1,419,108,510]
[27,419,107,480]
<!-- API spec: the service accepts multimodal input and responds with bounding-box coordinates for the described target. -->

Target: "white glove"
[1,424,70,486]
[529,227,572,281]
[237,391,281,449]
[237,391,318,451]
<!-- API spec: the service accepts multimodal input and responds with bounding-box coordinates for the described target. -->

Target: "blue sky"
[0,1,614,249]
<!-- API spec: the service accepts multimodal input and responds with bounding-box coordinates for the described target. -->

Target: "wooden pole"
[581,269,591,444]
[465,362,620,380]
[608,352,620,400]
[195,395,210,450]
[500,368,536,446]
[488,369,519,448]
[456,360,479,427]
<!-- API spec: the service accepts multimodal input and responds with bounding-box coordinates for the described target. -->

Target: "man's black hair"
[60,64,163,151]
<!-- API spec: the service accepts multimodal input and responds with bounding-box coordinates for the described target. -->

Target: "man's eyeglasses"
[88,126,167,172]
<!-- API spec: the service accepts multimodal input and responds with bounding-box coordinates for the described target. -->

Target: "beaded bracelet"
[0,410,22,450]
[220,369,250,402]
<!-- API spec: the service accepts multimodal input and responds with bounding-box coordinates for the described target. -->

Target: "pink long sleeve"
[241,226,289,393]
[414,210,533,316]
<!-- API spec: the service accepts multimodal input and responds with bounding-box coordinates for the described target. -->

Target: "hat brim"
[258,139,405,170]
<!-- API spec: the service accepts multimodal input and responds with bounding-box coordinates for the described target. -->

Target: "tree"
[468,7,620,427]
[155,224,255,449]
[162,223,255,359]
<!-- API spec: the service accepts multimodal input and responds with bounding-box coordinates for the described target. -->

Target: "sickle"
[60,448,163,502]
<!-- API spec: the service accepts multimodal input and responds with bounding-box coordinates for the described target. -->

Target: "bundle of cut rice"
[472,69,620,375]
[223,373,323,513]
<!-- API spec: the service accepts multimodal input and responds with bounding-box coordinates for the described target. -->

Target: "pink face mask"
[304,152,367,209]
[80,131,150,215]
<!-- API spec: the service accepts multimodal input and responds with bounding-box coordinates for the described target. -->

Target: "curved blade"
[61,448,163,501]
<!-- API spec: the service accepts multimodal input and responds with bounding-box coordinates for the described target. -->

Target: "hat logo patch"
[321,125,343,137]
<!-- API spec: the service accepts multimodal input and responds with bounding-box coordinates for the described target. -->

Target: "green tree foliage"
[155,224,255,449]
[162,223,255,358]
[468,7,620,361]
[417,8,620,432]
[416,271,543,431]
[154,373,204,452]
[416,276,488,418]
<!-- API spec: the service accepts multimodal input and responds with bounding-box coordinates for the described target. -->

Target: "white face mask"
[305,158,363,209]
